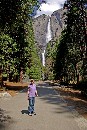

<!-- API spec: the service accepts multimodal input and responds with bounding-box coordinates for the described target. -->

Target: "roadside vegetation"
[45,0,87,96]
[0,0,42,83]
[0,0,87,97]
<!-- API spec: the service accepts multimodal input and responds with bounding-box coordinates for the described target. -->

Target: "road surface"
[0,81,87,130]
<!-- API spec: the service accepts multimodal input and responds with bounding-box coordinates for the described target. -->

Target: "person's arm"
[35,85,38,96]
[27,86,30,99]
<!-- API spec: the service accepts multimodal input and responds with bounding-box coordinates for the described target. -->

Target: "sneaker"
[33,112,36,115]
[29,113,32,116]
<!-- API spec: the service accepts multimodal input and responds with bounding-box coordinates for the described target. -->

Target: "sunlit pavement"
[0,82,87,130]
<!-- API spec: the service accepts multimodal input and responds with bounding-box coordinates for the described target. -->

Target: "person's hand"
[36,94,38,97]
[27,96,29,100]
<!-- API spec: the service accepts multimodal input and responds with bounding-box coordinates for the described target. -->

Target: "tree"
[0,34,18,81]
[65,0,87,82]
[0,0,42,81]
[53,0,87,83]
[45,39,59,80]
[54,30,68,81]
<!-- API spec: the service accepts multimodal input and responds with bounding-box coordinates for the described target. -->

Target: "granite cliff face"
[33,14,49,52]
[51,8,65,39]
[32,8,65,52]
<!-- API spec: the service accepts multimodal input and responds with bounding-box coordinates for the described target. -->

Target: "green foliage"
[45,39,59,80]
[53,0,87,84]
[26,51,42,80]
[0,34,19,81]
[66,0,87,83]
[0,0,42,81]
[53,30,68,80]
[26,65,41,80]
[24,19,42,80]
[0,0,39,31]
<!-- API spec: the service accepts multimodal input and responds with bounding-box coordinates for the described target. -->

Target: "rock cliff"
[32,8,65,52]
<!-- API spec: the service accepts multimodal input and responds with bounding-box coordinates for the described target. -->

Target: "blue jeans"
[28,97,35,114]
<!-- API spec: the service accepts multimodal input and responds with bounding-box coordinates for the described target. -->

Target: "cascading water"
[46,18,52,44]
[41,18,52,80]
[42,50,45,66]
[42,50,45,80]
[42,18,52,67]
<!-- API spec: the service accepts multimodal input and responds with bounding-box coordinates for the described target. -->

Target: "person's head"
[30,79,34,84]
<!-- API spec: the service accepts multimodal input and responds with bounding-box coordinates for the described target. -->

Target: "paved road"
[0,82,87,130]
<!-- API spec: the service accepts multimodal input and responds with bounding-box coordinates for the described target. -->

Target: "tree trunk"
[20,68,23,83]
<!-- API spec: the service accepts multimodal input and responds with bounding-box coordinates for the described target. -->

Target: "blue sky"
[35,0,66,17]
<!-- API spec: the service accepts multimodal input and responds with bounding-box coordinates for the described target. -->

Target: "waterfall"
[42,50,45,66]
[41,18,52,80]
[42,50,45,80]
[46,18,52,43]
[42,18,52,67]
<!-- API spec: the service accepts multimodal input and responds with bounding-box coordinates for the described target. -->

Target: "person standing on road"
[27,79,38,116]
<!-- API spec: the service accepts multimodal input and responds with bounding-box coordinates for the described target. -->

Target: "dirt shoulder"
[0,81,29,96]
[54,85,87,120]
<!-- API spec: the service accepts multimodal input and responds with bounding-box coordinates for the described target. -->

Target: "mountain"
[33,14,49,53]
[32,8,66,52]
[51,8,65,39]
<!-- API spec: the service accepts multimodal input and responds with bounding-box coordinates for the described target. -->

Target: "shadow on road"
[20,82,74,116]
[21,81,67,107]
[37,83,64,104]
[21,110,28,115]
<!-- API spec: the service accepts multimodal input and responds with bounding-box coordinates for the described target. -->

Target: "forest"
[45,0,87,94]
[0,0,42,82]
[0,0,87,94]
